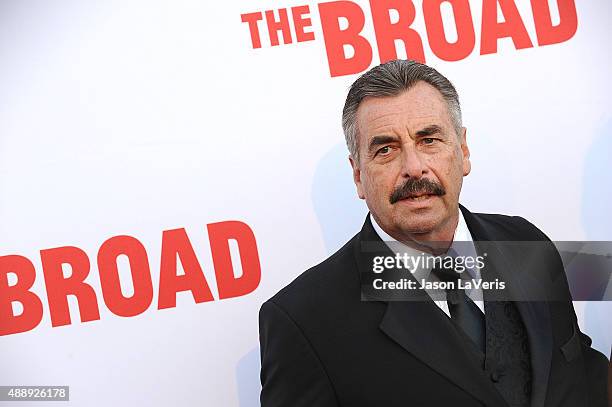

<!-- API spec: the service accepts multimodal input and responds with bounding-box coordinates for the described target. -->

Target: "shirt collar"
[369,208,481,279]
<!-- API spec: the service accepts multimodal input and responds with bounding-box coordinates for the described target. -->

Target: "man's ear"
[348,155,365,199]
[460,127,471,177]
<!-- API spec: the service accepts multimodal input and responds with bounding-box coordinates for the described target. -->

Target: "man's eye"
[422,138,436,145]
[377,146,391,155]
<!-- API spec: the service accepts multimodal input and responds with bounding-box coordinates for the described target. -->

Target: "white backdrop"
[0,0,610,406]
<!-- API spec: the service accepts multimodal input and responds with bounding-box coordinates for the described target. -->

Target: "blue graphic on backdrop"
[312,143,368,252]
[581,119,612,357]
[237,347,260,407]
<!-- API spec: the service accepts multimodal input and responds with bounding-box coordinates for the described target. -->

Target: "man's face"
[350,81,471,243]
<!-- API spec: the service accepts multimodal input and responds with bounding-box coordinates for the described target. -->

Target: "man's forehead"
[355,83,453,136]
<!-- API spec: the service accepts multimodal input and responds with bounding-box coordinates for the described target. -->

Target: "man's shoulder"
[467,208,551,242]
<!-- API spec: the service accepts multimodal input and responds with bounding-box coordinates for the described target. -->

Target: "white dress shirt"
[370,210,485,317]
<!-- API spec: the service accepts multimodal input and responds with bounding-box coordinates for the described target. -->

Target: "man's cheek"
[362,171,377,193]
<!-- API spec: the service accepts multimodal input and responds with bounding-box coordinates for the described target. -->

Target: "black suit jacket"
[259,206,609,406]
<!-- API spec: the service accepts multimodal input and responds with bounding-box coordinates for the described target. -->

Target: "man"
[259,60,608,407]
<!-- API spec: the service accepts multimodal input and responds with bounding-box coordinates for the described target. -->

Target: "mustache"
[389,178,446,204]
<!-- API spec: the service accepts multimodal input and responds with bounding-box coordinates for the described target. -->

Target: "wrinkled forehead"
[355,82,454,140]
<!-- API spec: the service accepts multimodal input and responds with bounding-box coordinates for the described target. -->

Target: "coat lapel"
[355,214,510,407]
[460,205,553,407]
[379,300,511,407]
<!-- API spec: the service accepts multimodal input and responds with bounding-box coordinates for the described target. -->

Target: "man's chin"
[398,223,437,236]
[391,212,445,238]
[388,215,434,231]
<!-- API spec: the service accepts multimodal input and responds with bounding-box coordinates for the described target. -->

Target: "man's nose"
[400,146,427,179]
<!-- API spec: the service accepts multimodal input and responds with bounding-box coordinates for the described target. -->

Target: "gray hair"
[342,59,462,163]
